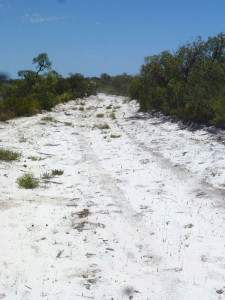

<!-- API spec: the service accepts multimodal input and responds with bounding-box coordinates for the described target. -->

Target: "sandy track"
[0,94,224,299]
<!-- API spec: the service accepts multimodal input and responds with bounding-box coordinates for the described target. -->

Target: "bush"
[128,33,225,128]
[60,92,71,103]
[6,95,38,116]
[17,173,39,189]
[37,92,61,111]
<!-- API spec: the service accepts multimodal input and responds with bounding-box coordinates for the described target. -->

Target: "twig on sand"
[56,250,64,258]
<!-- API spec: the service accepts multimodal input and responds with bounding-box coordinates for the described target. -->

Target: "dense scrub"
[96,73,133,96]
[0,53,97,120]
[128,33,225,128]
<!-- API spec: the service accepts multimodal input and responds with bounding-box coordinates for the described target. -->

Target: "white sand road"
[0,94,225,299]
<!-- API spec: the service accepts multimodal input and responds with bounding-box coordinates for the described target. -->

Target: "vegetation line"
[128,33,225,128]
[1,33,225,128]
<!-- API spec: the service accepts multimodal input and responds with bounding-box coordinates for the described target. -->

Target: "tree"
[32,53,52,75]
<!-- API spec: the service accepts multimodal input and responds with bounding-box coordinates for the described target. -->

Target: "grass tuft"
[110,112,116,120]
[64,122,73,127]
[96,114,104,118]
[17,173,39,189]
[51,169,64,176]
[41,116,57,122]
[28,156,40,161]
[19,136,27,143]
[93,123,110,130]
[110,134,121,138]
[0,149,21,161]
[42,172,53,179]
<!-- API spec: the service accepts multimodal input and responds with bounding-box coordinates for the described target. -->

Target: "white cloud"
[0,4,10,11]
[95,22,101,26]
[21,13,67,23]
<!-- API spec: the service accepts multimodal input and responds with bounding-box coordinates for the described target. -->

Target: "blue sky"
[1,0,225,78]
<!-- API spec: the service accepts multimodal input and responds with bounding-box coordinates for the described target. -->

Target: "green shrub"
[17,173,39,189]
[38,93,61,111]
[212,96,225,128]
[60,92,71,102]
[7,95,38,116]
[0,149,21,161]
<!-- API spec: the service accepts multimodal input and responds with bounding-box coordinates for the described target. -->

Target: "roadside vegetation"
[96,73,133,96]
[0,53,97,121]
[128,33,225,128]
[1,33,225,128]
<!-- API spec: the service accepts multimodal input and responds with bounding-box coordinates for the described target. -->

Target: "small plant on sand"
[64,122,73,127]
[29,156,40,161]
[123,98,129,104]
[19,136,27,143]
[96,114,104,118]
[42,172,53,179]
[41,116,57,122]
[86,106,95,110]
[0,149,21,161]
[93,123,110,130]
[17,173,39,189]
[51,169,64,176]
[110,112,116,120]
[110,134,121,138]
[79,107,84,111]
[106,105,112,109]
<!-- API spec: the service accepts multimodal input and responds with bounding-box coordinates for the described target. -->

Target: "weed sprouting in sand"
[29,156,41,161]
[41,116,57,122]
[96,114,104,118]
[64,122,73,127]
[19,136,27,143]
[17,173,39,189]
[110,134,121,138]
[42,172,53,179]
[0,149,21,161]
[109,112,116,120]
[51,169,64,176]
[93,123,110,130]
